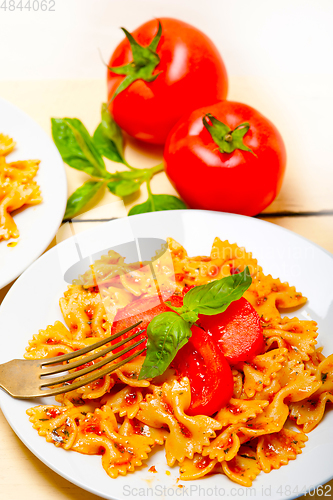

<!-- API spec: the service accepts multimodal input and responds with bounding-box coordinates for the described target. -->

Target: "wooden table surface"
[0,79,332,500]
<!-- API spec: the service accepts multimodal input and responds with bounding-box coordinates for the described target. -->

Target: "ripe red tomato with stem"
[107,18,228,145]
[164,101,286,215]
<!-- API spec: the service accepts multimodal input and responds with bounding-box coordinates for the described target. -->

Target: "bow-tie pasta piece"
[215,399,269,427]
[290,353,333,432]
[137,377,221,466]
[263,317,318,361]
[24,321,75,359]
[221,451,261,487]
[179,454,218,480]
[201,424,241,462]
[119,417,169,445]
[102,386,144,419]
[0,139,42,242]
[241,348,288,398]
[257,428,308,473]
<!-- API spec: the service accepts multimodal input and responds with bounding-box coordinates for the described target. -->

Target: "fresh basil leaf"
[138,312,192,380]
[107,179,142,197]
[51,118,111,179]
[184,267,252,316]
[64,181,104,220]
[93,124,124,163]
[101,104,124,156]
[128,194,187,216]
[93,104,125,163]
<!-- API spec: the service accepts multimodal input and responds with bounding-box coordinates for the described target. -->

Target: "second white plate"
[0,97,67,289]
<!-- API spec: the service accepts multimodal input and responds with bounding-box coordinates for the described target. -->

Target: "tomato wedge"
[173,325,233,416]
[111,296,171,358]
[111,292,191,356]
[198,297,265,365]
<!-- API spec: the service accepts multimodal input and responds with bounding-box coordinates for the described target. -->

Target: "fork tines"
[39,320,146,396]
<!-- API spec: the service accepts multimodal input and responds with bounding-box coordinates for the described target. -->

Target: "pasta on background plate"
[0,134,42,243]
[25,237,333,486]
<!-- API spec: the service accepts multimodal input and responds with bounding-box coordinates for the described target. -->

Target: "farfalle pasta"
[0,134,42,242]
[25,237,333,485]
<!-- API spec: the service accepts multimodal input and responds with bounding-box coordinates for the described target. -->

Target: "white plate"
[0,97,67,288]
[0,210,332,500]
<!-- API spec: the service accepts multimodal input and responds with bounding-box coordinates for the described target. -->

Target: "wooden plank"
[0,410,101,500]
[260,215,333,254]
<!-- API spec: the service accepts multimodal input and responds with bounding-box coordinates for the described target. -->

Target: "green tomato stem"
[203,113,256,156]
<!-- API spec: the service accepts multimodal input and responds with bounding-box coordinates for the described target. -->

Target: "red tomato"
[111,292,234,416]
[107,18,228,145]
[111,289,195,357]
[199,297,265,365]
[173,325,234,416]
[164,101,286,216]
[111,296,171,358]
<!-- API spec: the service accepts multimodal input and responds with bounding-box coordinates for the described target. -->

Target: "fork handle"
[0,359,40,399]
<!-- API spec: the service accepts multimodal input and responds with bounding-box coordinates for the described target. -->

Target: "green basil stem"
[147,162,164,176]
[145,163,164,212]
[89,162,163,184]
[64,163,163,220]
[123,159,136,171]
[146,179,155,211]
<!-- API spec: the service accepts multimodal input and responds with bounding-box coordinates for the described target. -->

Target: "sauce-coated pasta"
[26,237,332,485]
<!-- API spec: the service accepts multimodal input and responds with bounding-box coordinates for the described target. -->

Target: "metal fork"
[0,321,146,399]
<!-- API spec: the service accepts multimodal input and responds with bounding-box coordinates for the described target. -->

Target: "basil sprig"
[138,267,252,380]
[52,104,186,220]
[93,103,125,163]
[52,117,111,178]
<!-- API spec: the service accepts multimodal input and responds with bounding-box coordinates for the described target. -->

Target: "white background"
[1,0,333,214]
[0,0,332,80]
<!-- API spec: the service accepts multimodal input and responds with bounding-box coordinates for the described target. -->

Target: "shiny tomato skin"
[173,325,234,416]
[111,293,194,358]
[164,101,286,215]
[107,18,228,145]
[111,296,171,358]
[199,297,265,365]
